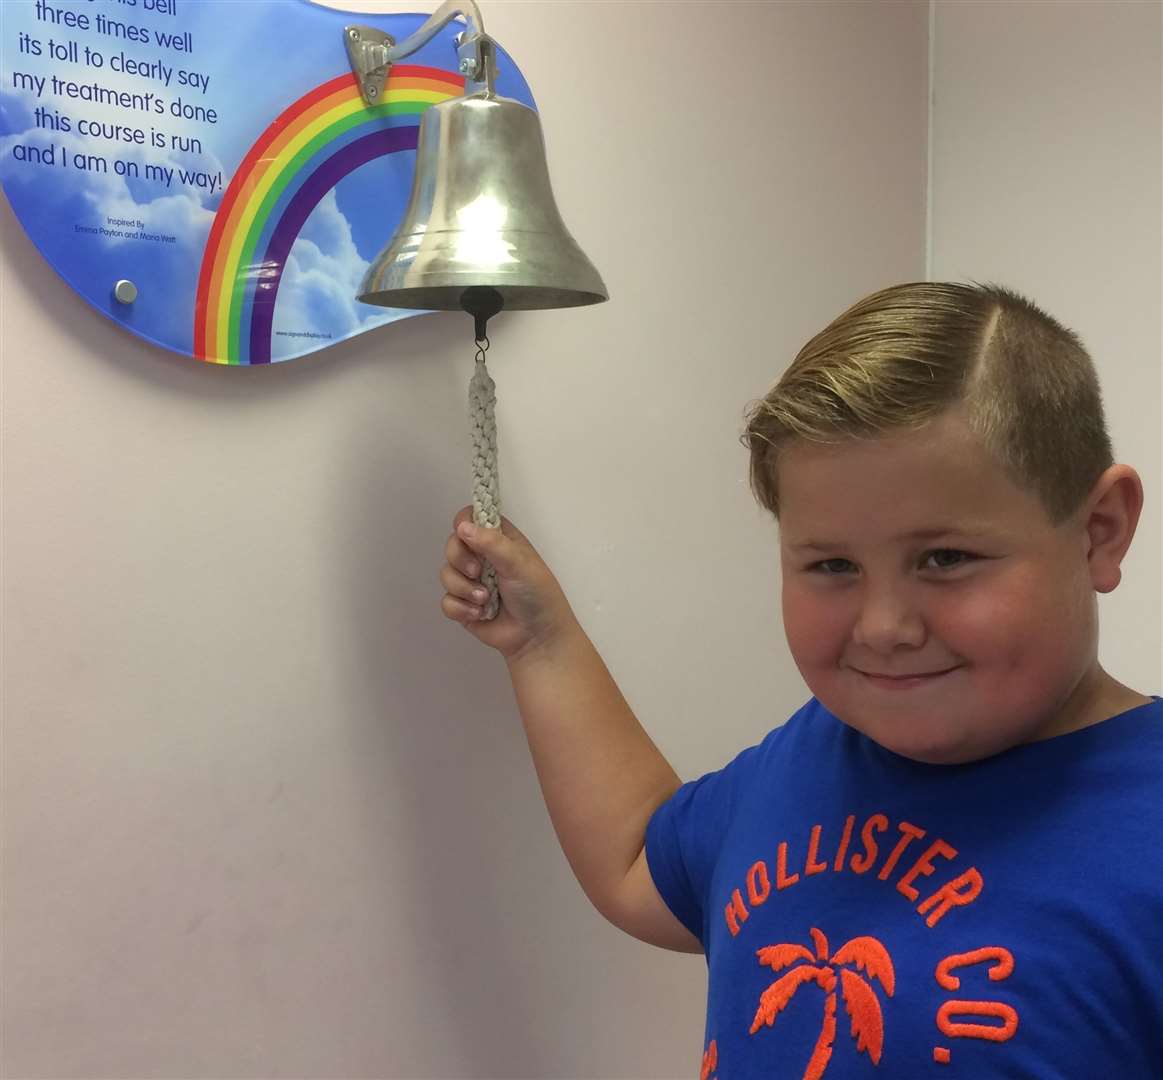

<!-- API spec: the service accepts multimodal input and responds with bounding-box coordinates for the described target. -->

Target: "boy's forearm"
[505,618,682,919]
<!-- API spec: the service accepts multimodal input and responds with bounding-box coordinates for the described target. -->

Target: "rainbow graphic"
[194,65,464,365]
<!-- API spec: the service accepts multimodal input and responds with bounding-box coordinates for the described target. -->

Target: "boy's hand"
[440,506,577,663]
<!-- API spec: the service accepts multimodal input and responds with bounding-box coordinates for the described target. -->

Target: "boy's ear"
[1082,465,1144,593]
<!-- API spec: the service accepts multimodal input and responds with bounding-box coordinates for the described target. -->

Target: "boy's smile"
[777,407,1147,764]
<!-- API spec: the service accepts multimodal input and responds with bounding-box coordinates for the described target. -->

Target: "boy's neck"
[1027,664,1154,745]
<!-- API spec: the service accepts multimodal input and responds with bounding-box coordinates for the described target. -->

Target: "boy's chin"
[851,718,991,765]
[886,739,983,765]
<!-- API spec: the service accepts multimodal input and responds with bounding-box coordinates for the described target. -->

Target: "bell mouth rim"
[358,284,608,311]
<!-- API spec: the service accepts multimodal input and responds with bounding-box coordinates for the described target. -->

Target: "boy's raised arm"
[504,619,684,923]
[439,507,689,930]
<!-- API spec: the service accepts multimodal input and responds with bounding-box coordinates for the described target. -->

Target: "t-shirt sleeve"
[645,751,753,949]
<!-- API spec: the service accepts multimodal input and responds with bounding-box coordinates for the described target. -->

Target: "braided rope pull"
[468,337,502,620]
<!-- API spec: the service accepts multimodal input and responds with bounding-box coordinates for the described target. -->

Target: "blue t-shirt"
[645,695,1163,1079]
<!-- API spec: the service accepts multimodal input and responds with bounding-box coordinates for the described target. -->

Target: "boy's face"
[777,409,1104,764]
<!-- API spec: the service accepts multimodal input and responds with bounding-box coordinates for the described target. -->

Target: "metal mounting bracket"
[345,3,495,105]
[344,26,395,106]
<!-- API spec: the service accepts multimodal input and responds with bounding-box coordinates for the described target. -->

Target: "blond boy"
[440,282,1160,1078]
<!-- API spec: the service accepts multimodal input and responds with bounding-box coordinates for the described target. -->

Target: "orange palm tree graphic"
[750,927,895,1080]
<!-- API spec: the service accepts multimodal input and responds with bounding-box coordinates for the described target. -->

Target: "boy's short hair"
[741,281,1115,527]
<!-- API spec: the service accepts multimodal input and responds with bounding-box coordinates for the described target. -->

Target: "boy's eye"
[927,549,974,570]
[808,550,977,575]
[811,558,856,575]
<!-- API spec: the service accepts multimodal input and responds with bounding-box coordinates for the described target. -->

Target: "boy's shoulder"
[682,695,1163,815]
[703,694,1163,812]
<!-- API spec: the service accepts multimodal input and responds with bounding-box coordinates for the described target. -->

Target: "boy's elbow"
[602,847,705,955]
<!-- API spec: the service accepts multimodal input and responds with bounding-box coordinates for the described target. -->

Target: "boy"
[439,281,1161,1077]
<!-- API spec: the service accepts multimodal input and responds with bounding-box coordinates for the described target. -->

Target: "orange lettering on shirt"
[850,813,888,873]
[700,1039,718,1080]
[878,821,926,880]
[776,842,799,889]
[917,867,984,927]
[833,814,856,872]
[747,860,771,907]
[725,888,749,937]
[936,1000,1018,1042]
[805,825,828,875]
[935,947,1014,991]
[897,839,958,901]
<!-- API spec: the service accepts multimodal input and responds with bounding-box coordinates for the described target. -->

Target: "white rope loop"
[468,341,501,620]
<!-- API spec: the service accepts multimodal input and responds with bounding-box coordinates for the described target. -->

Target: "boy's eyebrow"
[789,526,994,550]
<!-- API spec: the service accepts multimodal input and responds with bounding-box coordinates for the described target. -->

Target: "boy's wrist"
[504,610,583,670]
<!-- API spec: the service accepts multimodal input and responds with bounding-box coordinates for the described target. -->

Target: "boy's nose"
[851,588,927,652]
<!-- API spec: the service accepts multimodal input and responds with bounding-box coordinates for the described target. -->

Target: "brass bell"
[358,91,608,323]
[348,6,605,624]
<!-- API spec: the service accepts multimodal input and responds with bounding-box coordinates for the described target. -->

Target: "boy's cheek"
[781,588,837,660]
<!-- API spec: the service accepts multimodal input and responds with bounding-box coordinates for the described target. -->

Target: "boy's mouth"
[857,666,960,689]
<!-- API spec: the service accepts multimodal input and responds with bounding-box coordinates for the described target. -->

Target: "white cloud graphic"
[270,188,420,360]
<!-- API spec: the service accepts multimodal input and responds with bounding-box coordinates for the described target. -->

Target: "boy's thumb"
[458,520,506,563]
